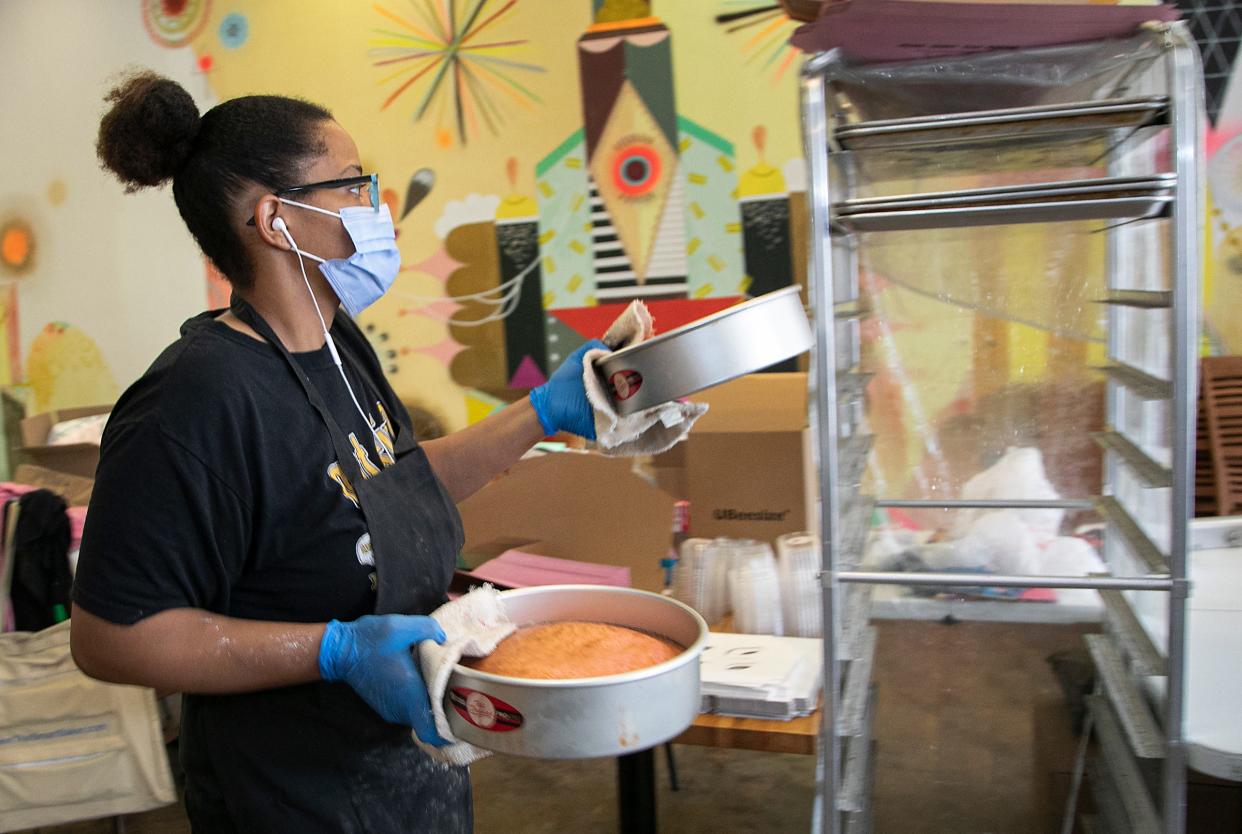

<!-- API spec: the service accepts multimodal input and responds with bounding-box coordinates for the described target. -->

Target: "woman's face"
[269,120,369,263]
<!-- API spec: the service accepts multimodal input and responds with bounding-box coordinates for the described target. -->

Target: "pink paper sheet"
[67,506,87,550]
[791,1,1179,63]
[469,550,631,589]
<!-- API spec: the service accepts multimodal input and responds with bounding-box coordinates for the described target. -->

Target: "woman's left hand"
[318,614,449,745]
[529,339,607,440]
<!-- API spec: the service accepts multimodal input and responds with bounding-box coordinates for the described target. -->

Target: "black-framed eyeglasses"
[246,173,379,226]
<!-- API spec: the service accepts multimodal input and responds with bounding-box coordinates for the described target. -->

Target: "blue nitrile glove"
[318,614,449,746]
[529,339,608,440]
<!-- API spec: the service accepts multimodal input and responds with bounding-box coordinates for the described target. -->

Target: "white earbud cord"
[284,229,386,452]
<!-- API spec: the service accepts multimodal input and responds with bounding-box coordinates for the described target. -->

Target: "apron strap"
[229,294,370,487]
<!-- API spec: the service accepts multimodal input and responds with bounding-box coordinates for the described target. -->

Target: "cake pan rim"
[598,284,805,363]
[450,584,709,689]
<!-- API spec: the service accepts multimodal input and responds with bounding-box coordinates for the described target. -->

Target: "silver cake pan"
[444,586,708,759]
[593,286,813,416]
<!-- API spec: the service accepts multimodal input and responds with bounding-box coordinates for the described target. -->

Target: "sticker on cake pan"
[608,370,643,401]
[450,688,524,732]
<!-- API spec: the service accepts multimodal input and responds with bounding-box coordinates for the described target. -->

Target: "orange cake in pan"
[464,621,682,680]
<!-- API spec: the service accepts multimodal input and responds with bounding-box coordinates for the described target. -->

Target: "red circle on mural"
[611,144,662,197]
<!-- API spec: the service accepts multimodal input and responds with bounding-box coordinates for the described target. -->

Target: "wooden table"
[617,619,822,833]
[675,704,821,755]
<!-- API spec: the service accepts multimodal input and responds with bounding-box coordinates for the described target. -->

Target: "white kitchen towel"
[415,586,517,767]
[586,300,708,456]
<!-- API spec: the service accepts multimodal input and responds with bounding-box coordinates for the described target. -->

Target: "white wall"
[0,0,210,397]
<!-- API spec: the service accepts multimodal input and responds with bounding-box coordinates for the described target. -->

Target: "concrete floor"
[869,619,1092,834]
[25,619,1091,834]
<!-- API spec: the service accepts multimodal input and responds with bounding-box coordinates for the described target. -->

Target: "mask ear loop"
[281,222,387,453]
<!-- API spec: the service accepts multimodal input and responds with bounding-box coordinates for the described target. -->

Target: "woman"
[70,71,601,832]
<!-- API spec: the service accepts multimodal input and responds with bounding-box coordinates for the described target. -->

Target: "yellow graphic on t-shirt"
[349,433,383,478]
[327,462,359,508]
[371,403,396,467]
[327,401,399,505]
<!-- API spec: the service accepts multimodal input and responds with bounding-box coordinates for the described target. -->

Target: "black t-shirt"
[73,309,409,626]
[72,309,472,833]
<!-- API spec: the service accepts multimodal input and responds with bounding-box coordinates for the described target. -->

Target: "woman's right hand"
[529,339,608,439]
[318,614,449,745]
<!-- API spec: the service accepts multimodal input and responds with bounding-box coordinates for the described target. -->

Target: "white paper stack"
[777,532,822,637]
[698,632,823,720]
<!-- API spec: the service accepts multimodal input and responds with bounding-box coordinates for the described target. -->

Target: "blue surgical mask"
[278,199,400,317]
[274,197,394,451]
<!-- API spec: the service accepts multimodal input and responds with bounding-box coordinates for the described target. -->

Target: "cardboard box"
[649,443,688,502]
[11,464,94,507]
[456,451,675,591]
[655,373,817,543]
[18,405,110,479]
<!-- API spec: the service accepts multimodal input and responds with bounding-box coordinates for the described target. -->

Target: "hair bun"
[97,70,201,191]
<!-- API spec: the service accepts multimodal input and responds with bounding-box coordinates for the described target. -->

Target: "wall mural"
[369,0,545,150]
[25,323,118,414]
[174,0,810,424]
[1,193,120,403]
[143,0,213,49]
[715,2,801,85]
[2,0,811,427]
[0,216,35,386]
[394,0,805,410]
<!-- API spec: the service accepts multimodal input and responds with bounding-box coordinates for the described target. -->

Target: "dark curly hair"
[96,70,332,289]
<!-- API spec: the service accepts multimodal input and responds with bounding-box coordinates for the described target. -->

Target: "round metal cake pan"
[593,286,813,416]
[444,585,708,759]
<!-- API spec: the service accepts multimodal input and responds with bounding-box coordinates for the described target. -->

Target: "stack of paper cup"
[674,538,730,625]
[710,538,737,615]
[728,542,784,635]
[777,532,822,637]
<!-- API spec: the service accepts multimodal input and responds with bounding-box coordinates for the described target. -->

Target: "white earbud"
[272,217,296,249]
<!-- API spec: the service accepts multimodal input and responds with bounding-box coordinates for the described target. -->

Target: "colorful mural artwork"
[143,0,213,49]
[25,322,119,413]
[45,180,67,207]
[0,286,20,388]
[0,217,34,387]
[715,2,801,85]
[1207,129,1242,354]
[217,12,248,50]
[6,0,814,430]
[578,5,688,303]
[396,0,807,403]
[369,0,546,149]
[0,221,34,276]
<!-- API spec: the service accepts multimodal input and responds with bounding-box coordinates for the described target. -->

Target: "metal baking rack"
[831,96,1169,151]
[833,174,1175,232]
[800,24,1202,834]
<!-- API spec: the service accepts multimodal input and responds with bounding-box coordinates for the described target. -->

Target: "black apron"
[180,296,471,834]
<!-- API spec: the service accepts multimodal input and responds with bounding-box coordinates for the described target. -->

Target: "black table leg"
[664,744,680,792]
[617,748,657,834]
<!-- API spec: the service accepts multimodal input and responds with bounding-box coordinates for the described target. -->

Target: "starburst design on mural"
[369,0,545,148]
[716,2,800,85]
